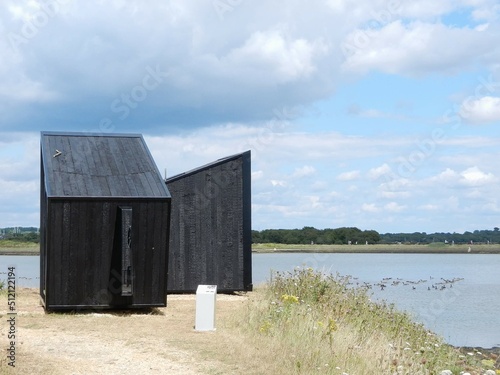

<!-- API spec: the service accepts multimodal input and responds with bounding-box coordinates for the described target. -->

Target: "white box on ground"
[195,285,217,331]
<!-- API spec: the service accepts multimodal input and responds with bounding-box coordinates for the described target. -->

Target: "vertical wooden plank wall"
[166,151,252,293]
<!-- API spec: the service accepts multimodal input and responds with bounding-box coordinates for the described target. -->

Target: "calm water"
[1,253,499,347]
[0,255,40,288]
[253,252,500,348]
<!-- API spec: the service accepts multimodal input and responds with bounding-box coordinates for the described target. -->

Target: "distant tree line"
[252,227,500,245]
[0,227,39,243]
[252,227,381,245]
[2,226,500,246]
[381,228,500,245]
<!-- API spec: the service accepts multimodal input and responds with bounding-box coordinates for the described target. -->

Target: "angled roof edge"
[165,150,251,183]
[41,131,143,138]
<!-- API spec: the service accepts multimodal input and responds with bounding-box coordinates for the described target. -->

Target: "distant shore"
[0,243,39,255]
[2,243,500,255]
[252,243,500,254]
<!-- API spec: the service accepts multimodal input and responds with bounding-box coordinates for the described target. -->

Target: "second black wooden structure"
[166,151,252,292]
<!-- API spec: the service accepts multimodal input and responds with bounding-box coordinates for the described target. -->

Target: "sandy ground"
[0,288,251,375]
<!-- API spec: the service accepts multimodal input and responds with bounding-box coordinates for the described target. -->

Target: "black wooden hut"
[165,151,252,293]
[40,132,171,310]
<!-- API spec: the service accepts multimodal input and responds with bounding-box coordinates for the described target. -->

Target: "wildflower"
[281,294,299,304]
[259,320,272,333]
[327,318,337,333]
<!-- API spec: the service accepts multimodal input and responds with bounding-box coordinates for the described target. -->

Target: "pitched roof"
[41,132,170,198]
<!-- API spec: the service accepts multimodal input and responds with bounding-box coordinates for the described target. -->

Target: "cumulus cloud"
[460,166,495,186]
[0,0,340,131]
[225,29,328,83]
[341,20,498,76]
[460,96,500,124]
[368,163,393,180]
[1,0,499,132]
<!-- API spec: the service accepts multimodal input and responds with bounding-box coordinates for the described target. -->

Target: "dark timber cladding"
[40,132,171,310]
[165,151,252,292]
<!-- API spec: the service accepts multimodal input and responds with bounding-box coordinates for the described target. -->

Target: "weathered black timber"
[165,151,252,293]
[40,132,171,310]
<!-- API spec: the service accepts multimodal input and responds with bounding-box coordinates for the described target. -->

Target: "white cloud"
[341,21,498,76]
[460,166,495,186]
[368,163,393,180]
[337,170,360,181]
[470,2,500,21]
[271,180,287,187]
[361,203,379,213]
[2,1,498,132]
[291,165,316,178]
[252,170,264,180]
[418,204,439,211]
[384,202,407,212]
[460,96,500,124]
[378,190,411,199]
[398,1,454,19]
[226,29,328,83]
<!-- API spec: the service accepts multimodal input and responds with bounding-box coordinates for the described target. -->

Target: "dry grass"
[0,280,496,375]
[235,268,491,375]
[0,241,39,256]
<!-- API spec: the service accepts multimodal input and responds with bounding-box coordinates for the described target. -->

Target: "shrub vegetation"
[240,267,486,374]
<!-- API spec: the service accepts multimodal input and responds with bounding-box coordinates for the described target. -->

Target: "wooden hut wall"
[43,199,170,309]
[166,151,252,293]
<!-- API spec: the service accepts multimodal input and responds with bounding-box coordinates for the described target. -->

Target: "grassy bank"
[252,243,500,254]
[236,267,496,374]
[2,242,499,255]
[0,240,39,255]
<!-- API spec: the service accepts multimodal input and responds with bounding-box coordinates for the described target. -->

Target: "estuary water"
[2,253,499,347]
[253,252,500,348]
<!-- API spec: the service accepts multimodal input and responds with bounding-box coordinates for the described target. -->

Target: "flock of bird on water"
[349,276,465,291]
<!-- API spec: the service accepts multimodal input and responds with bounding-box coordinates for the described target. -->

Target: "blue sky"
[1,0,500,233]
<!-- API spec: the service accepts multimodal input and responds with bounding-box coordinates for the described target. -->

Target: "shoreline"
[252,243,500,254]
[2,243,500,255]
